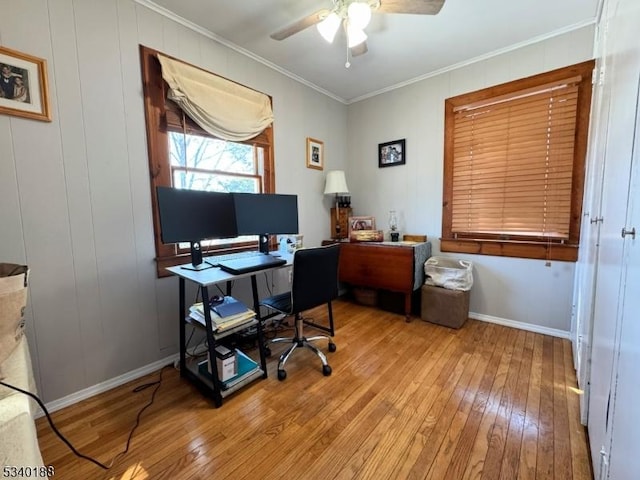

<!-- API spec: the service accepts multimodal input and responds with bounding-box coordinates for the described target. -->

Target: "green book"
[198,349,259,389]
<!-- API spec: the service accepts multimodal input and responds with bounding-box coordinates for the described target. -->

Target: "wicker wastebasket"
[353,287,378,307]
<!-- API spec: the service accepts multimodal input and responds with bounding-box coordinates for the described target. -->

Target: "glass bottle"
[389,210,399,242]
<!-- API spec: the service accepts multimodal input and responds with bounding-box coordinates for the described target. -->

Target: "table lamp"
[324,170,349,239]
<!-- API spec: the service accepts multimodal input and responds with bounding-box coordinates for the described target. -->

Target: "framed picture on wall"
[0,46,51,122]
[306,137,324,170]
[378,139,406,168]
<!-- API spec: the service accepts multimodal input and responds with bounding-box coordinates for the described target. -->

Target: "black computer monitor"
[156,186,238,270]
[233,193,299,254]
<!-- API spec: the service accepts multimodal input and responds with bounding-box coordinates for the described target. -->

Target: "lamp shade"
[346,24,367,48]
[324,170,349,194]
[317,12,341,43]
[347,2,372,30]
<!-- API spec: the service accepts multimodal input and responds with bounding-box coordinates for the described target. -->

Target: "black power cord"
[0,363,172,470]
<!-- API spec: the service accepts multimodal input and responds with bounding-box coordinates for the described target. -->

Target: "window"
[169,133,260,193]
[169,132,268,252]
[140,46,275,276]
[441,60,594,261]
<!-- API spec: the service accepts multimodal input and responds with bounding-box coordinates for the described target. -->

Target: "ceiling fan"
[270,0,446,66]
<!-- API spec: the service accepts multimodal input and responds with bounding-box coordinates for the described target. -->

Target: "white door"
[607,70,640,480]
[587,0,640,477]
[572,23,610,423]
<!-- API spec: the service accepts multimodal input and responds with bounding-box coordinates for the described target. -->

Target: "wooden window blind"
[452,80,579,239]
[442,60,594,261]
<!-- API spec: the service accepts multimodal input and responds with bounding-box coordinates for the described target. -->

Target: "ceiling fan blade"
[376,0,445,15]
[270,9,331,41]
[350,42,368,57]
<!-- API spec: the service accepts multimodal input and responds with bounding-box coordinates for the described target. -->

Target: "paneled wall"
[347,26,595,333]
[0,0,347,402]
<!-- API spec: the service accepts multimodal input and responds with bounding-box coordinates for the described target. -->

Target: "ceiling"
[144,0,599,103]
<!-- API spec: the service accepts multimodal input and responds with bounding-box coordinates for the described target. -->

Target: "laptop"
[218,254,286,275]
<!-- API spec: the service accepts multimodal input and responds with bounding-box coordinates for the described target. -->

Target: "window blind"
[163,100,272,146]
[450,80,580,240]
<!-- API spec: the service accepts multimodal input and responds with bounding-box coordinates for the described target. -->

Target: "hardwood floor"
[36,299,593,479]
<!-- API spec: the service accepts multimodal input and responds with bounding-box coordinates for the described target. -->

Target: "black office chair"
[260,244,340,380]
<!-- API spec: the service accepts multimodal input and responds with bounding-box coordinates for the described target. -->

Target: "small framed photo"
[378,139,406,168]
[306,137,324,170]
[0,46,51,122]
[348,216,376,235]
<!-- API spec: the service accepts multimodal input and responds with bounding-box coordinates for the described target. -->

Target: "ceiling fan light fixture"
[347,2,372,30]
[317,12,341,43]
[347,24,367,48]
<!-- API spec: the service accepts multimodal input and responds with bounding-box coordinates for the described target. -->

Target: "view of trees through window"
[169,132,261,194]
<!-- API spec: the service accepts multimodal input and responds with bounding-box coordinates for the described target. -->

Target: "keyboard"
[218,255,286,275]
[206,251,262,267]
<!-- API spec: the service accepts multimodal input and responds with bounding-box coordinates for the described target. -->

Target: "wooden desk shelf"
[166,254,292,407]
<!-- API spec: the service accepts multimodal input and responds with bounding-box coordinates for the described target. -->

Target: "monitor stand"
[258,234,270,255]
[181,240,214,271]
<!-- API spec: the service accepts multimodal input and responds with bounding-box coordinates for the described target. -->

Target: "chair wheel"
[277,369,287,381]
[265,346,272,357]
[328,342,337,352]
[322,364,332,376]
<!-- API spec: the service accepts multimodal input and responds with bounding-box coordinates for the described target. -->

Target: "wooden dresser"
[332,241,431,320]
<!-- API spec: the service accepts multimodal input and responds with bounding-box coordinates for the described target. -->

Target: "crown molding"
[135,1,595,106]
[348,18,596,103]
[134,0,348,104]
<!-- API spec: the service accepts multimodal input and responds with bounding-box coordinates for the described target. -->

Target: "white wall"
[347,26,595,333]
[0,0,347,402]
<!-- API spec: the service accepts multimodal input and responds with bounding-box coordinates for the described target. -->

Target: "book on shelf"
[189,301,255,332]
[198,349,260,390]
[211,296,249,318]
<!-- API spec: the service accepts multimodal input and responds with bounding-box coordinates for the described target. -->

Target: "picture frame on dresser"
[348,216,375,236]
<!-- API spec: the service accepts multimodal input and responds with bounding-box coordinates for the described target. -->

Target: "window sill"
[156,254,192,278]
[440,238,578,262]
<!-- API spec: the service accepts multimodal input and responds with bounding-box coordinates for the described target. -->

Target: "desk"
[166,253,292,407]
[332,241,431,320]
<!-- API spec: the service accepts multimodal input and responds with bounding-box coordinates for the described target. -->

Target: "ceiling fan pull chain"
[345,38,351,68]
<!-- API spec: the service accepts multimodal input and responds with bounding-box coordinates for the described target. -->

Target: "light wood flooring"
[36,299,593,479]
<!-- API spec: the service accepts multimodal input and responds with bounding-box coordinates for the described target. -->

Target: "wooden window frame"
[441,60,594,262]
[139,45,275,277]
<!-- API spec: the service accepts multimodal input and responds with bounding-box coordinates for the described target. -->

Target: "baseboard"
[37,354,179,418]
[469,312,570,339]
[37,313,567,416]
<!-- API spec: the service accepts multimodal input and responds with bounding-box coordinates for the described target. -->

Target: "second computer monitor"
[233,193,299,254]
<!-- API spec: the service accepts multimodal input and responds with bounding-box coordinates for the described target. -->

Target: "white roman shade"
[158,54,273,142]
